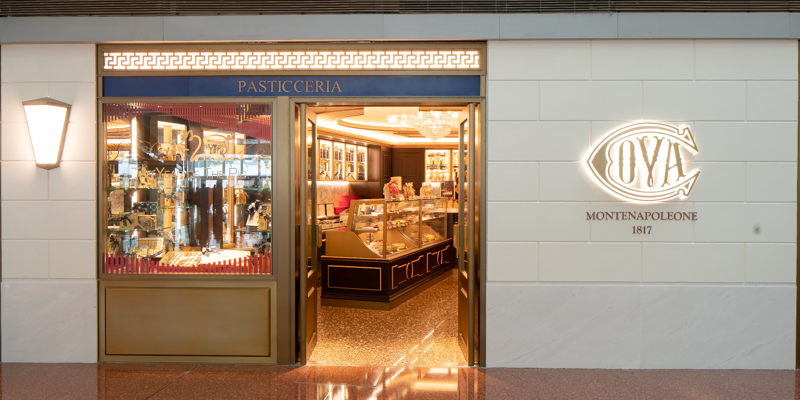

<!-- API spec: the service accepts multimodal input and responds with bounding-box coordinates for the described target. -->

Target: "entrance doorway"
[294,102,484,366]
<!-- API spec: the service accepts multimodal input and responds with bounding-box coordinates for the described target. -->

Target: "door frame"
[287,97,487,366]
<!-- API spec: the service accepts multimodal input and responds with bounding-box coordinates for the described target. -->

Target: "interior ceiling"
[311,106,462,144]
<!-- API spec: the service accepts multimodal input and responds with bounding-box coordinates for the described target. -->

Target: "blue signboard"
[103,75,480,97]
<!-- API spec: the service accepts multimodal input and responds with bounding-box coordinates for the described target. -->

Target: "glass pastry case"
[322,196,454,309]
[326,198,447,259]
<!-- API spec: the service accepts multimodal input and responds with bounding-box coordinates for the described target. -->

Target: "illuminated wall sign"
[587,122,699,202]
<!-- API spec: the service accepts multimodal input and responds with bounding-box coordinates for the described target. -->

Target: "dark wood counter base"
[321,239,454,310]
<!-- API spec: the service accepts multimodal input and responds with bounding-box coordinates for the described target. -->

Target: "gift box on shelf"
[133,201,158,215]
[138,215,158,230]
[135,237,164,258]
[118,212,139,229]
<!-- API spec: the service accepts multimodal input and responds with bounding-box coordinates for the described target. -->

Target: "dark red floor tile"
[97,363,196,400]
[1,363,98,400]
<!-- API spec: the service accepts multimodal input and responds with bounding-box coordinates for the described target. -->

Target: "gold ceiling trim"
[316,126,455,148]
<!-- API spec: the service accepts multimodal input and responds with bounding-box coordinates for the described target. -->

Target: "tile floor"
[5,272,797,399]
[309,270,466,367]
[1,363,799,399]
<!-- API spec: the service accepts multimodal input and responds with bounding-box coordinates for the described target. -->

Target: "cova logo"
[587,122,699,202]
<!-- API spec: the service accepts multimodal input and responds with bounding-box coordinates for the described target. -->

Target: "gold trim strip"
[327,264,382,291]
[103,50,480,72]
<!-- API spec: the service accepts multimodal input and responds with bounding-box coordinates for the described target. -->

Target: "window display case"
[322,198,453,309]
[102,103,273,276]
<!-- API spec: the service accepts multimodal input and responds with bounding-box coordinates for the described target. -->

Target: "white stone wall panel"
[486,39,797,369]
[0,44,97,363]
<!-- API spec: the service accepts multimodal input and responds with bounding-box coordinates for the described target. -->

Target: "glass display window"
[102,102,273,275]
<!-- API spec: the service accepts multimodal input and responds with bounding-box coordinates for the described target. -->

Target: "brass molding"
[327,265,382,291]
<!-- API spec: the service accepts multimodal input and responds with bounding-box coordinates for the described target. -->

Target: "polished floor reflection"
[1,363,798,399]
[310,270,466,367]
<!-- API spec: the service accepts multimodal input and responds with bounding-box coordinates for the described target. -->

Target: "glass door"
[299,104,319,363]
[457,104,478,365]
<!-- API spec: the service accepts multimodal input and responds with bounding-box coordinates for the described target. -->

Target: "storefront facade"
[0,12,797,369]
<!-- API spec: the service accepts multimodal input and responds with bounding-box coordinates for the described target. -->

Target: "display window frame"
[97,97,278,282]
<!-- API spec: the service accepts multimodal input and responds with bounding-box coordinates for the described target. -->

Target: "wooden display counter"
[321,239,453,310]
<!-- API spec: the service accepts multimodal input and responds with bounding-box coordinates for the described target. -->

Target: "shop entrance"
[294,101,483,366]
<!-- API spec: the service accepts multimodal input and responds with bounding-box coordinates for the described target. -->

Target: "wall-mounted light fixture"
[22,97,71,170]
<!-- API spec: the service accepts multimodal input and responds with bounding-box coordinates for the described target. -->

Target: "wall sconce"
[22,97,71,170]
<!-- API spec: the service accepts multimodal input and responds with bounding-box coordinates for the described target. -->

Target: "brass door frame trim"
[99,279,278,364]
[327,265,383,291]
[478,99,487,367]
[796,43,800,369]
[97,42,486,77]
[292,91,486,367]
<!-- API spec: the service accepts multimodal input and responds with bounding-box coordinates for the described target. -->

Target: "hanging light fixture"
[22,97,71,170]
[386,111,460,141]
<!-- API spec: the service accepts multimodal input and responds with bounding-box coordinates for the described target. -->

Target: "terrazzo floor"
[308,269,467,367]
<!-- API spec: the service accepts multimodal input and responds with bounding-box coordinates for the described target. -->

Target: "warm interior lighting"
[22,97,71,170]
[386,111,460,141]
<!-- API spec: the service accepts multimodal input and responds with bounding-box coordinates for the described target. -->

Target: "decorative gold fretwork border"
[102,50,480,71]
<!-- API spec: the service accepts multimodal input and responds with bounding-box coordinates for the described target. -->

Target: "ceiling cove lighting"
[386,111,460,141]
[22,97,71,170]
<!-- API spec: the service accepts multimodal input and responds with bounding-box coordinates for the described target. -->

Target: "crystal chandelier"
[386,111,460,141]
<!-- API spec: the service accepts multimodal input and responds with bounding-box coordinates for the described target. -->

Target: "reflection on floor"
[309,270,466,367]
[4,363,798,399]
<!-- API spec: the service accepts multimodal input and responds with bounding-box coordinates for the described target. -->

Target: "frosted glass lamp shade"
[22,97,71,169]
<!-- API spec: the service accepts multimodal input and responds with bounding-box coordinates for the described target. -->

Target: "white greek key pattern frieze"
[103,50,481,71]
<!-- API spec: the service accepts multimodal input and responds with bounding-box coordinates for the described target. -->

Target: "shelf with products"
[313,137,368,182]
[344,143,357,181]
[425,149,452,182]
[331,141,345,181]
[318,139,332,180]
[356,145,368,181]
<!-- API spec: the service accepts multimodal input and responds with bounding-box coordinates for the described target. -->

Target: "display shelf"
[108,228,168,233]
[234,228,271,233]
[107,187,170,191]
